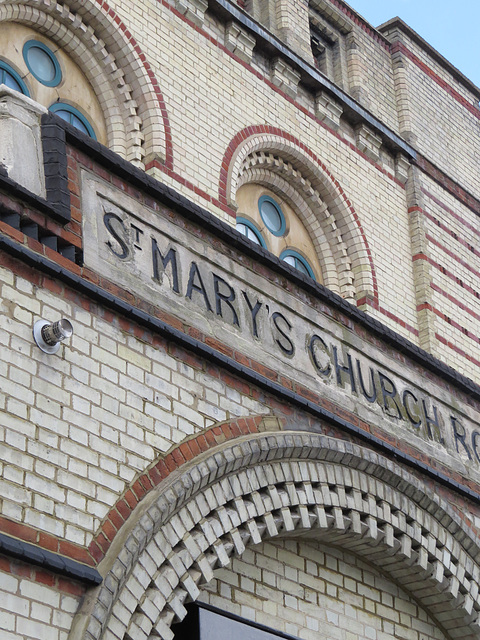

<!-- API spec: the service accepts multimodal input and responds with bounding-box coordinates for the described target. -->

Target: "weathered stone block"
[355,124,383,163]
[395,153,410,184]
[315,91,344,131]
[225,22,256,63]
[0,88,46,197]
[270,58,301,98]
[175,0,208,27]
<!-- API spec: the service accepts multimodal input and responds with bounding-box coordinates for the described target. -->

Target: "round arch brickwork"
[1,0,172,168]
[219,127,378,304]
[239,161,349,297]
[86,416,266,564]
[72,431,480,640]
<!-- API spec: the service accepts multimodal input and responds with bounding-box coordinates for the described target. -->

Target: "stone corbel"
[395,153,410,184]
[355,124,382,163]
[270,58,301,98]
[225,22,256,63]
[175,0,208,27]
[315,91,343,131]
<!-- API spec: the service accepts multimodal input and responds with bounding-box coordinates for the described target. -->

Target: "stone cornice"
[208,0,417,159]
[379,17,480,99]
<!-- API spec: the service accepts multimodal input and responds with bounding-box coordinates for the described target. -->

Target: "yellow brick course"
[0,572,80,640]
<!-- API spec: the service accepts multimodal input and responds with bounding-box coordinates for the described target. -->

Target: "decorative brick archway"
[219,127,377,303]
[71,431,480,640]
[2,0,172,168]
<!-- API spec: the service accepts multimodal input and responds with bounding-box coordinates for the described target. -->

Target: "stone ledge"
[0,532,102,585]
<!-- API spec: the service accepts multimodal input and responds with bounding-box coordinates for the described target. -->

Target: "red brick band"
[88,416,264,562]
[422,189,480,239]
[0,555,86,595]
[391,41,480,121]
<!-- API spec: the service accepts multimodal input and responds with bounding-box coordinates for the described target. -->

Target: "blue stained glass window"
[23,40,62,87]
[236,217,266,247]
[49,103,97,139]
[258,195,286,236]
[280,249,315,280]
[0,62,29,95]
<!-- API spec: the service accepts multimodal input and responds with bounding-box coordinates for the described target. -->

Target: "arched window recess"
[0,60,29,95]
[49,102,97,139]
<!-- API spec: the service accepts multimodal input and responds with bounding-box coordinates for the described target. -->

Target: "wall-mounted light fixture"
[33,318,73,354]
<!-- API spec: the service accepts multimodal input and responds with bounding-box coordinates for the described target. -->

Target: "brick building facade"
[1,1,480,639]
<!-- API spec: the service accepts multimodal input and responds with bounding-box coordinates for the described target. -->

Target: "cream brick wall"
[200,539,447,640]
[98,0,480,372]
[0,4,477,519]
[0,265,270,545]
[411,81,478,201]
[0,570,80,640]
[417,175,480,379]
[385,30,480,200]
[0,3,480,637]
[345,29,400,133]
[93,0,420,343]
[387,27,478,104]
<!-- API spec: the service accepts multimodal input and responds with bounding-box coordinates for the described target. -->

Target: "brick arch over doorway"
[71,431,480,640]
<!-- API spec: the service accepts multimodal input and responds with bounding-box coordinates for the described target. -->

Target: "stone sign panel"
[82,171,480,486]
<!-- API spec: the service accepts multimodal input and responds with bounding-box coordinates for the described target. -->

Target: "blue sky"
[348,1,480,88]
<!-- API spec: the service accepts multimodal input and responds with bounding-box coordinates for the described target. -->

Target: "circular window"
[23,40,61,87]
[258,196,286,236]
[280,250,315,280]
[236,217,266,247]
[0,61,29,95]
[49,103,96,139]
